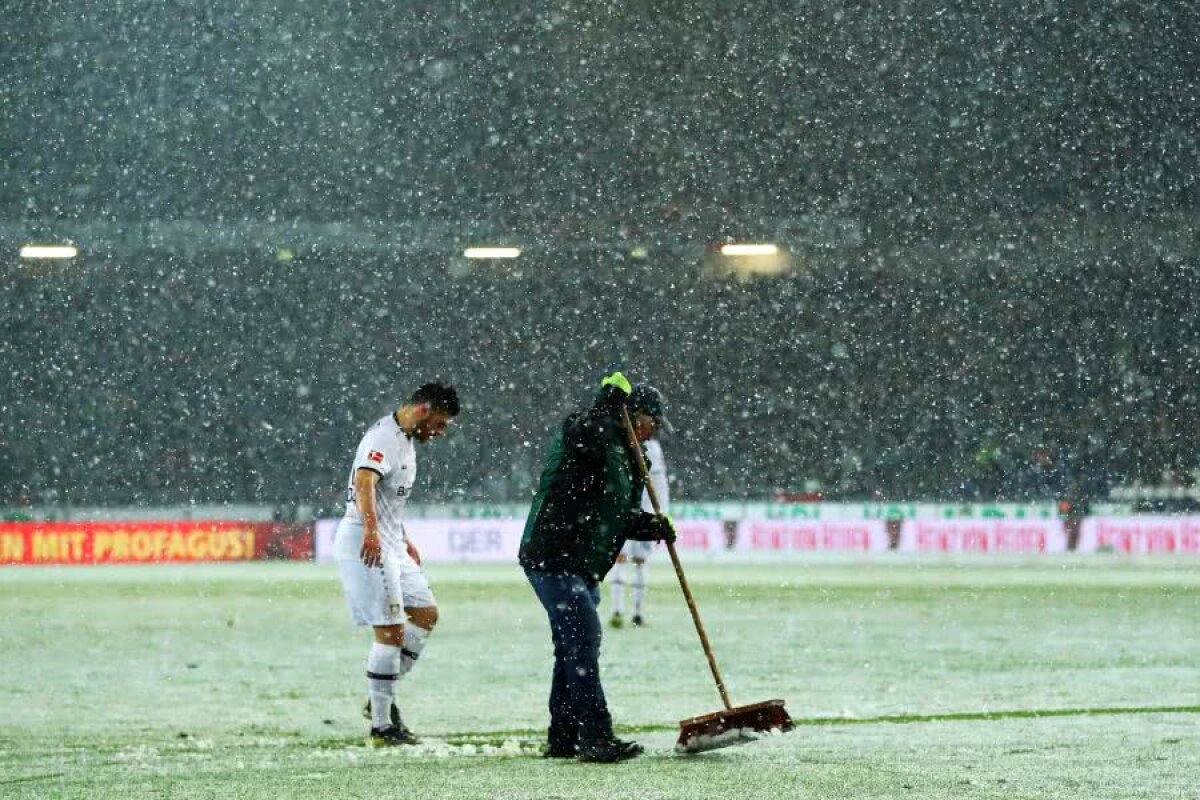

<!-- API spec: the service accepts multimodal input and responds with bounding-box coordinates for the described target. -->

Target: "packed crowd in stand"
[3,217,1196,511]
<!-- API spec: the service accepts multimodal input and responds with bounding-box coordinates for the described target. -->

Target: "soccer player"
[609,386,672,628]
[520,372,675,763]
[333,382,460,746]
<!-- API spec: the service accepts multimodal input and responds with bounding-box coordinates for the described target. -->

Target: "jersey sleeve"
[641,440,670,513]
[352,427,394,479]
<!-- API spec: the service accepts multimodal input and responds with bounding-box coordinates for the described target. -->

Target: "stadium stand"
[2,228,1196,510]
[2,2,1197,510]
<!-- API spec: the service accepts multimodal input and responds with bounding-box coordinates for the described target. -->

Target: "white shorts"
[334,519,436,627]
[620,539,654,561]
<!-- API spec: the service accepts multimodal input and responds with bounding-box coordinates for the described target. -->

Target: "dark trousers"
[524,568,613,748]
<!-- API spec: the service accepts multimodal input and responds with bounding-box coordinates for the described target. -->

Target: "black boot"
[576,737,643,763]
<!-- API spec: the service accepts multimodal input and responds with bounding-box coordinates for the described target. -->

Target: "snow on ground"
[1,560,1197,798]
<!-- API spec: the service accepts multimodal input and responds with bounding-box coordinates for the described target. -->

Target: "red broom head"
[676,699,793,754]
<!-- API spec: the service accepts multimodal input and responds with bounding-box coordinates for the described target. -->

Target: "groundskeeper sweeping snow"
[519,371,676,763]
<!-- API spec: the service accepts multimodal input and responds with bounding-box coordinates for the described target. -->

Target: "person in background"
[609,385,673,628]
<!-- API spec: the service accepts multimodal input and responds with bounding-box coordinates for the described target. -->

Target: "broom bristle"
[675,699,793,754]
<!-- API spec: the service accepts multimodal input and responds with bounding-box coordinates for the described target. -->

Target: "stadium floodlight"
[720,243,778,257]
[20,245,78,259]
[705,242,792,279]
[463,247,521,259]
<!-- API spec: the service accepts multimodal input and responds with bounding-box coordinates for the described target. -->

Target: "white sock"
[609,563,626,615]
[397,624,431,678]
[367,643,402,729]
[632,563,647,616]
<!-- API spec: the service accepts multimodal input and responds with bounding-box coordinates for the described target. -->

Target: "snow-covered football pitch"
[2,558,1197,799]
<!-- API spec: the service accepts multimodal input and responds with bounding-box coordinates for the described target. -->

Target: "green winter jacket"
[519,385,647,581]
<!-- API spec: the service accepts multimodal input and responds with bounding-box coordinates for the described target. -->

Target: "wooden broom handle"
[620,406,733,710]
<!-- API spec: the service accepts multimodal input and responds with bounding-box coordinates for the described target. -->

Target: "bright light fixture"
[20,245,78,259]
[463,247,521,259]
[720,243,778,257]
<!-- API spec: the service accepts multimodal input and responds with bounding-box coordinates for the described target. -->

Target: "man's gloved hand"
[631,511,676,543]
[599,371,633,413]
[600,371,632,396]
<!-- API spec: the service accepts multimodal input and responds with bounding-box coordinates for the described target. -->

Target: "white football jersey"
[640,438,670,513]
[343,413,417,555]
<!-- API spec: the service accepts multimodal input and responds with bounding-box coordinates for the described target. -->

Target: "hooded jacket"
[519,384,647,581]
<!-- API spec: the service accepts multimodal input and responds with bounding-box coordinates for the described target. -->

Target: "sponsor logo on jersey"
[367,450,385,464]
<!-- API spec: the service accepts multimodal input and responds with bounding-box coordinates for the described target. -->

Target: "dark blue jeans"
[524,568,614,749]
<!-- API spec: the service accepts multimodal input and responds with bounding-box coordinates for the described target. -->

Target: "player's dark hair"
[410,382,460,416]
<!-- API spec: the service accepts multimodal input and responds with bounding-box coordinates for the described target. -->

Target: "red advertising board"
[1077,516,1200,554]
[0,521,313,565]
[897,518,1067,553]
[736,519,890,553]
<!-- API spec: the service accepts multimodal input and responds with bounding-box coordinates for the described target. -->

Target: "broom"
[619,406,794,754]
